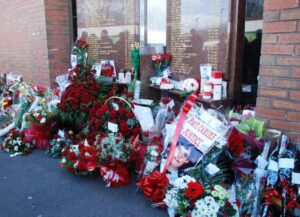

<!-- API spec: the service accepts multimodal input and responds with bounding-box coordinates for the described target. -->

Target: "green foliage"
[14,100,31,129]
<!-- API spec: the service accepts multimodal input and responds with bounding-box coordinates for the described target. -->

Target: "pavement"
[0,150,168,217]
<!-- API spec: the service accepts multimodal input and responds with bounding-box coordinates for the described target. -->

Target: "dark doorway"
[241,0,264,106]
[71,0,78,42]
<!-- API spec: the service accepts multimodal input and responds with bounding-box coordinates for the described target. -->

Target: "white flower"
[150,150,158,157]
[14,146,18,151]
[204,196,215,204]
[192,199,207,217]
[40,118,46,123]
[173,175,196,189]
[214,185,223,191]
[218,200,225,207]
[61,158,66,163]
[218,191,226,200]
[209,201,220,213]
[163,188,179,209]
[211,190,218,197]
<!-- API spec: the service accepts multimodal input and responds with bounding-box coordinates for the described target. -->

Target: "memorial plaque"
[77,0,139,73]
[167,0,230,80]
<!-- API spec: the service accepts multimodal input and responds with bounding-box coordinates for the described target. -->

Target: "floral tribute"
[1,130,34,156]
[151,53,172,76]
[137,170,169,204]
[88,93,140,140]
[46,134,72,158]
[60,140,100,175]
[95,132,131,163]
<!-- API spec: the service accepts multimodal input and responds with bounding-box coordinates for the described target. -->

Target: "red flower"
[110,110,117,119]
[68,152,77,163]
[161,97,171,104]
[119,107,126,115]
[227,129,245,157]
[125,112,134,119]
[152,189,165,203]
[185,181,204,200]
[77,160,86,171]
[137,170,169,204]
[119,120,129,133]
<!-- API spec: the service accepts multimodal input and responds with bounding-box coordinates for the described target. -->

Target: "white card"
[279,158,295,169]
[268,160,278,172]
[292,172,300,184]
[108,122,118,132]
[255,155,269,169]
[205,163,220,175]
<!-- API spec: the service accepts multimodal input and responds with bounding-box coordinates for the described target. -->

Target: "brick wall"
[45,0,72,85]
[0,0,72,87]
[0,1,50,86]
[257,0,300,142]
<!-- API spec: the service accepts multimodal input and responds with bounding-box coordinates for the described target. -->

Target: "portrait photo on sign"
[161,135,203,178]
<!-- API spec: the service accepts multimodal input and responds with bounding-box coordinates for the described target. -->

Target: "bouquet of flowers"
[1,130,34,156]
[95,132,131,163]
[141,134,164,175]
[137,170,169,204]
[60,140,100,175]
[71,38,88,66]
[59,82,98,113]
[88,95,140,140]
[163,175,236,217]
[155,97,175,131]
[151,53,172,77]
[46,134,72,158]
[23,109,53,128]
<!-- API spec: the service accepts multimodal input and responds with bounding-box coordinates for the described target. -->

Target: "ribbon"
[162,92,198,174]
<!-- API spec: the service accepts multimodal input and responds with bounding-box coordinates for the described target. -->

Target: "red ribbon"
[162,92,198,174]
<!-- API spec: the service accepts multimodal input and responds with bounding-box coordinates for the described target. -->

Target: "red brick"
[260,55,275,66]
[264,0,299,10]
[273,79,300,89]
[290,90,300,100]
[286,133,300,142]
[258,76,273,87]
[256,97,272,108]
[272,100,300,111]
[288,112,300,121]
[269,120,300,132]
[292,69,300,78]
[280,8,300,20]
[262,34,277,44]
[259,67,290,77]
[276,56,300,66]
[263,21,297,33]
[296,45,300,55]
[258,87,288,98]
[261,44,294,55]
[263,10,280,21]
[256,107,286,119]
[278,33,300,44]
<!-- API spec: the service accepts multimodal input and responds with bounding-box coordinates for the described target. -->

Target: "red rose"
[152,189,165,203]
[110,110,117,119]
[119,107,126,115]
[68,152,77,163]
[227,129,245,157]
[119,120,129,133]
[185,181,204,200]
[77,160,86,171]
[125,112,134,119]
[161,97,171,104]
